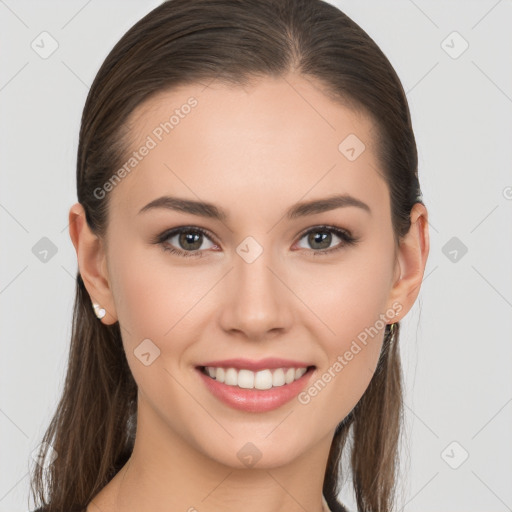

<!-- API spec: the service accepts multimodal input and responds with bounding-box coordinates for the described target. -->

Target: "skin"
[69,72,429,512]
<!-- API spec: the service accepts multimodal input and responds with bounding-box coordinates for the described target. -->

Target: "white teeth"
[203,366,310,389]
[238,369,255,389]
[225,367,238,386]
[295,367,307,379]
[216,367,225,383]
[254,369,273,390]
[272,368,285,387]
[285,368,295,384]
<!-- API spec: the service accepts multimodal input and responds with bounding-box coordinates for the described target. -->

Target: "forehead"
[109,74,388,222]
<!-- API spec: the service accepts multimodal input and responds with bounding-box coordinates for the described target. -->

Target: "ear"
[68,202,118,325]
[386,202,430,320]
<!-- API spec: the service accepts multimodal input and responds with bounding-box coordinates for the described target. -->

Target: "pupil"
[180,231,202,250]
[309,231,330,250]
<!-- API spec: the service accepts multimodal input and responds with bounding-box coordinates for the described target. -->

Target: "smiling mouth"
[197,365,316,390]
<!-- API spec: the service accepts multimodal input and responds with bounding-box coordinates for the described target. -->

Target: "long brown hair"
[30,1,423,511]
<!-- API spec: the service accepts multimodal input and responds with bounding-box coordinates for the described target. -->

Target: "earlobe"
[386,202,430,320]
[68,202,118,325]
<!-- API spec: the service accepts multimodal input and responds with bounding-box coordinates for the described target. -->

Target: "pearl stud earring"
[92,302,106,319]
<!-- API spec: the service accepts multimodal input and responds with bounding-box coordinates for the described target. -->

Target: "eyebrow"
[138,193,371,220]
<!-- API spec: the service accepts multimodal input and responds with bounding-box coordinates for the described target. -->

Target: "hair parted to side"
[30,1,423,511]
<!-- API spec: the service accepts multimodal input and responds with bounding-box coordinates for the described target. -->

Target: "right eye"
[155,226,219,258]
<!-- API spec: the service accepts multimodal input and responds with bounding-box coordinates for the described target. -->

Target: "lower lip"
[196,367,315,413]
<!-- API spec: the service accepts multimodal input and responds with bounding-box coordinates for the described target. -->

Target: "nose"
[218,242,294,342]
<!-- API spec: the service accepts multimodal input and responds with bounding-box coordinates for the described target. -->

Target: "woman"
[30,1,430,511]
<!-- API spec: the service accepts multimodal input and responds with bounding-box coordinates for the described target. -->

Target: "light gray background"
[1,1,511,511]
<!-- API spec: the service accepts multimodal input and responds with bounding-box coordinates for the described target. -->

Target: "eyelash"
[153,225,359,259]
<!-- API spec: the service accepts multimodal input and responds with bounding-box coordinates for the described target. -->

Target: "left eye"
[295,226,357,255]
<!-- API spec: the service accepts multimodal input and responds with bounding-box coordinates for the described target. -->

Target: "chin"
[195,430,313,470]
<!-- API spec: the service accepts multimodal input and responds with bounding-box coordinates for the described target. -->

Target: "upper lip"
[197,358,315,372]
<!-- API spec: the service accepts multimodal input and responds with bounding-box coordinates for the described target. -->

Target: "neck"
[99,397,333,512]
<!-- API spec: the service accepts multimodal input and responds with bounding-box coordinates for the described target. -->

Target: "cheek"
[108,241,214,356]
[300,246,394,342]
[108,246,196,406]
[292,236,395,403]
[296,257,393,420]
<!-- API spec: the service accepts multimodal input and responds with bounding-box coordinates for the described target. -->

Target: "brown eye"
[176,230,204,251]
[296,226,358,255]
[157,227,217,258]
[306,230,333,250]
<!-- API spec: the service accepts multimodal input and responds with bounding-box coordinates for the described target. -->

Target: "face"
[100,73,402,469]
